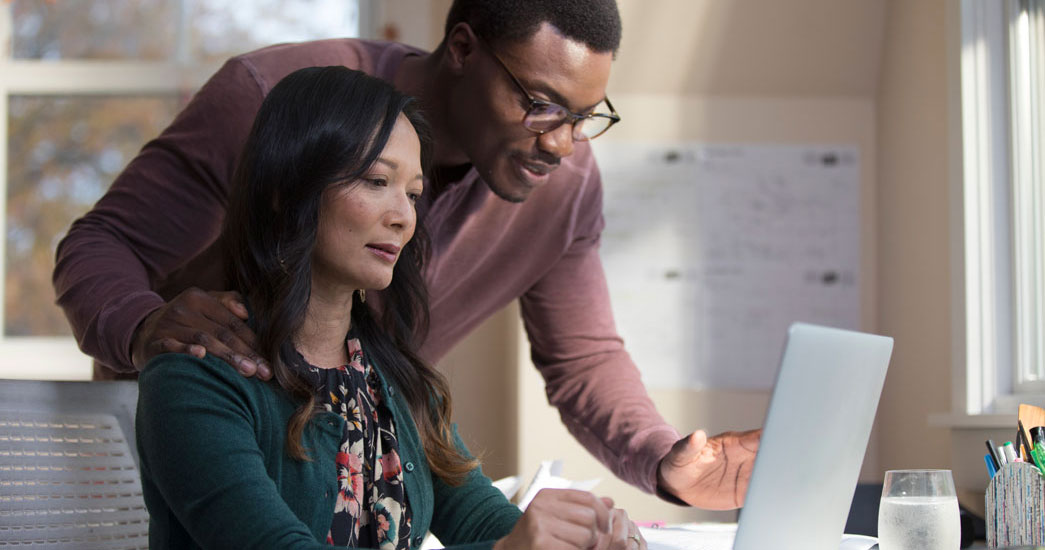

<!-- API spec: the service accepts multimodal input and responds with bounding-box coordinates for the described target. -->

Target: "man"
[54,0,759,509]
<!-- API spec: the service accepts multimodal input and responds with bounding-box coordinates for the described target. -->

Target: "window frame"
[0,1,373,380]
[954,0,1045,418]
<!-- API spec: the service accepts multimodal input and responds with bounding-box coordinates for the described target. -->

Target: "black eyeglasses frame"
[481,40,621,141]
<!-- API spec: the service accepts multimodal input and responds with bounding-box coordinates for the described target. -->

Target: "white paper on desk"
[639,524,878,550]
[516,459,601,510]
[490,475,522,501]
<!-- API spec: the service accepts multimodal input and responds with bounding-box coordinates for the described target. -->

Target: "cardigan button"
[387,386,395,397]
[413,535,423,546]
[404,461,415,472]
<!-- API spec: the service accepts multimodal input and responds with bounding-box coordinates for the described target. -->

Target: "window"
[0,0,363,379]
[958,0,1044,414]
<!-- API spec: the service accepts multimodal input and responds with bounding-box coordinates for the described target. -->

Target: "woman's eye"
[367,177,387,187]
[407,192,421,203]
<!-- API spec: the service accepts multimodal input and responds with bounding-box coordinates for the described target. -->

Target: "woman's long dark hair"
[222,66,476,485]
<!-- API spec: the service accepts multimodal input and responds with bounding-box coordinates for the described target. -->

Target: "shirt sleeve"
[519,154,683,497]
[52,57,264,372]
[136,355,336,550]
[429,425,521,547]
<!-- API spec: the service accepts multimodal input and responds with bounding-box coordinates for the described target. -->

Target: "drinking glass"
[877,469,960,550]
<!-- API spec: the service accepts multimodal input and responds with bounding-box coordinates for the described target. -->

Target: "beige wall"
[395,0,977,525]
[409,0,936,524]
[518,92,879,523]
[876,0,953,480]
[876,0,1014,514]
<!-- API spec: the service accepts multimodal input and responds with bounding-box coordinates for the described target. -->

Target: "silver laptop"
[732,322,893,550]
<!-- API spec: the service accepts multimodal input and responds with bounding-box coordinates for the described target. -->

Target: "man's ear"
[444,22,480,75]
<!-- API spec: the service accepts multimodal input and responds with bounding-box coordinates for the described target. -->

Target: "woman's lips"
[365,243,399,262]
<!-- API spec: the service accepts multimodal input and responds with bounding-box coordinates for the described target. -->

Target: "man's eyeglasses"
[483,43,620,141]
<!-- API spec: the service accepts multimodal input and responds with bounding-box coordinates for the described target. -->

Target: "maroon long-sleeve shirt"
[53,39,680,495]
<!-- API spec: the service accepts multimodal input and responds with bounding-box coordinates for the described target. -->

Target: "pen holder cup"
[986,461,1045,547]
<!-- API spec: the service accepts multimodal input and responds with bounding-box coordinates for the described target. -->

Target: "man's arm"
[519,153,759,507]
[52,57,263,373]
[519,232,680,495]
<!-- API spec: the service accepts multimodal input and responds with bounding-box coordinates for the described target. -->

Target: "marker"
[1035,442,1045,470]
[1031,445,1045,474]
[987,439,1003,469]
[1018,420,1036,465]
[1002,441,1018,465]
[1031,426,1045,446]
[985,454,998,478]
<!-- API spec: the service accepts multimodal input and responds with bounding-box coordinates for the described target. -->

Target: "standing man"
[54,0,759,509]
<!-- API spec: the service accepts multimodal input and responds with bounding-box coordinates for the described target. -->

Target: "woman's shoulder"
[139,352,277,403]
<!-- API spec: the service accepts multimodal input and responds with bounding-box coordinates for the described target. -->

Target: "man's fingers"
[130,287,266,376]
[187,327,259,376]
[689,429,708,451]
[199,293,258,355]
[191,291,267,378]
[212,290,249,320]
[666,430,708,466]
[147,338,205,360]
[740,428,762,450]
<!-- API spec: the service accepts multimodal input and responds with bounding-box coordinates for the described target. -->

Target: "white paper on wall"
[592,142,861,390]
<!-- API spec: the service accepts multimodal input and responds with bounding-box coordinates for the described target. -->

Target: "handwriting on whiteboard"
[593,143,860,390]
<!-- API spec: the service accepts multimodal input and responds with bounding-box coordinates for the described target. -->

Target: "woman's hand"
[493,489,645,550]
[493,489,610,550]
[594,505,646,550]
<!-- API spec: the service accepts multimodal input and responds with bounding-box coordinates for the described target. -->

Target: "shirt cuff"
[96,290,165,373]
[637,428,685,500]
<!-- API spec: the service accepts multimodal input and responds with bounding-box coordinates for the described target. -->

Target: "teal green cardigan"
[136,353,521,549]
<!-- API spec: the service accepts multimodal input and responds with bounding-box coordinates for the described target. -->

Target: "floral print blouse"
[292,335,412,549]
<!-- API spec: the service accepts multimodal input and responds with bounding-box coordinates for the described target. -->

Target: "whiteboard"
[591,143,861,390]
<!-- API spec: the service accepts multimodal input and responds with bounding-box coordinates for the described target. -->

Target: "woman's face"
[311,114,423,297]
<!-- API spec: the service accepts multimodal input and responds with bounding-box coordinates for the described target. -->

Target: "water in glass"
[877,469,960,550]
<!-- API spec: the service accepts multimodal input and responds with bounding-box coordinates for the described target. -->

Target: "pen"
[985,454,998,478]
[986,439,1002,470]
[1018,420,1036,465]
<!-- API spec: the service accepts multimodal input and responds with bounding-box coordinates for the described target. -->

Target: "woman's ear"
[443,22,480,76]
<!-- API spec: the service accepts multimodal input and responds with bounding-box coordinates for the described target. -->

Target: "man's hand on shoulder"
[656,429,761,510]
[130,287,270,379]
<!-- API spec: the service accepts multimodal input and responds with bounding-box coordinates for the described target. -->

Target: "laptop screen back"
[733,323,893,550]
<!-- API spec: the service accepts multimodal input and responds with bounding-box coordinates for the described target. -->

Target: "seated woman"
[135,66,643,550]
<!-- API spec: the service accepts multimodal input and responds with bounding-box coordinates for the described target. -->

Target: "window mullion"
[2,61,198,94]
[1010,0,1045,391]
[1011,0,1032,385]
[0,0,12,340]
[1031,0,1045,389]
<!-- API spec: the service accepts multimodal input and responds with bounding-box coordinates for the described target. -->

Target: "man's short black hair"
[444,0,622,54]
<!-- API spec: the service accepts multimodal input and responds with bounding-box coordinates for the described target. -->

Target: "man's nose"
[536,121,575,160]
